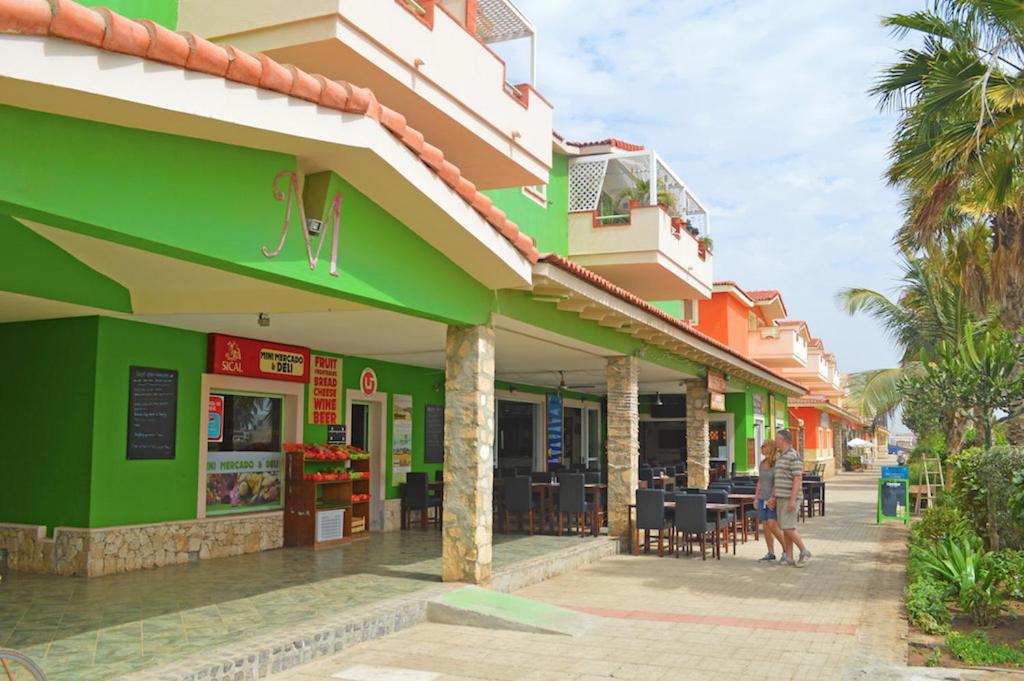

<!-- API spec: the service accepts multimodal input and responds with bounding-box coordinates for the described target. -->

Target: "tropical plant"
[873,0,1024,442]
[950,446,1024,550]
[905,577,952,634]
[987,549,1024,600]
[697,235,713,253]
[915,535,988,595]
[618,176,677,213]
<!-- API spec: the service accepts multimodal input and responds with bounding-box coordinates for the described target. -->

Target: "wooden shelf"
[284,449,372,549]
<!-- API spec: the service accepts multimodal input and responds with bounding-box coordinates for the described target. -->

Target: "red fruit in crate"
[313,473,325,481]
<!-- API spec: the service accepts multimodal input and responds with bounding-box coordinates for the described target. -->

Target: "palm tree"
[873,0,1024,441]
[837,239,993,448]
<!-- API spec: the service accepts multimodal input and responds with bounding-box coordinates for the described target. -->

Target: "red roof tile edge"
[566,138,645,152]
[746,289,781,301]
[0,0,540,264]
[539,254,806,394]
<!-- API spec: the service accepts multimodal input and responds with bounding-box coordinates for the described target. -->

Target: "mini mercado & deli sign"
[208,334,310,383]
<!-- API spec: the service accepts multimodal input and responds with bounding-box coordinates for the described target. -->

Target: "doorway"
[753,418,765,468]
[562,400,602,469]
[346,390,387,531]
[495,394,543,472]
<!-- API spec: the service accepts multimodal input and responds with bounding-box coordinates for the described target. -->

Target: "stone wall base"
[0,512,282,577]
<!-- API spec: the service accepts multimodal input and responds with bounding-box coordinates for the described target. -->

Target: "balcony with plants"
[566,149,713,301]
[176,0,552,189]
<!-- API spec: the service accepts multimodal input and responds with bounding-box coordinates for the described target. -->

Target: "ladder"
[914,457,944,514]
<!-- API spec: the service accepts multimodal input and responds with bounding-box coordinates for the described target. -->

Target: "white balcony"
[782,348,841,394]
[747,326,808,368]
[567,150,712,301]
[177,0,552,189]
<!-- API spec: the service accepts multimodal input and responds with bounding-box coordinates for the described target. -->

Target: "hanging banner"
[208,394,224,443]
[546,394,563,466]
[391,394,413,484]
[208,334,309,383]
[308,354,343,424]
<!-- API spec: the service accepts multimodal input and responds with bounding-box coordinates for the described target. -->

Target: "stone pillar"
[686,380,710,488]
[606,356,639,540]
[441,323,495,584]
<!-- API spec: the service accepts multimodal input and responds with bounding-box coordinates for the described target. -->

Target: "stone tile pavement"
[0,531,603,680]
[277,467,914,681]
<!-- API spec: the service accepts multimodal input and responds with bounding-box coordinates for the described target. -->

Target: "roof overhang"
[532,261,807,397]
[0,34,533,290]
[790,397,866,426]
[712,282,755,308]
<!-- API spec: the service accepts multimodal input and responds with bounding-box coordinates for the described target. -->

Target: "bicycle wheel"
[0,649,46,681]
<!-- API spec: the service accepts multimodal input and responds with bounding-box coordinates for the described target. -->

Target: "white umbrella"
[847,438,874,448]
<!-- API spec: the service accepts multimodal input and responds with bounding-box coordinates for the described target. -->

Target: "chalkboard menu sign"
[127,366,178,460]
[877,478,909,525]
[424,404,445,464]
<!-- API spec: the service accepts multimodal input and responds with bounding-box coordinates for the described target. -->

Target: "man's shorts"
[757,499,776,522]
[777,502,799,530]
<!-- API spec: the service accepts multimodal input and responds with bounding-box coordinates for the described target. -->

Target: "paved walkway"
[0,532,599,680]
[277,467,911,681]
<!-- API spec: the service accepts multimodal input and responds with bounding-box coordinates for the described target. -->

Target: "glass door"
[496,399,538,473]
[586,407,601,469]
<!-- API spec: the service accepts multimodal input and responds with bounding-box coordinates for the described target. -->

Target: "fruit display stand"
[283,444,371,549]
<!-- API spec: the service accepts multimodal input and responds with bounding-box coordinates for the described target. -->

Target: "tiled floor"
[0,531,595,680]
[278,464,912,681]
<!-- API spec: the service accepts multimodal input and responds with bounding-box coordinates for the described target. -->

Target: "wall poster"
[206,393,283,515]
[391,394,413,484]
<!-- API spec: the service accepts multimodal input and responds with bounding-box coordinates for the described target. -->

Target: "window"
[523,184,547,206]
[206,392,284,516]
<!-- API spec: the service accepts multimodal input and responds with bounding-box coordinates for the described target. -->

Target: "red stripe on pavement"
[566,605,857,635]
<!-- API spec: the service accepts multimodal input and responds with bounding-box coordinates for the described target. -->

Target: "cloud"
[500,0,920,376]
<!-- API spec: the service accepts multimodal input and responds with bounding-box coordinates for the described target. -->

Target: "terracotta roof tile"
[746,289,781,302]
[568,138,645,152]
[539,254,806,394]
[0,0,540,263]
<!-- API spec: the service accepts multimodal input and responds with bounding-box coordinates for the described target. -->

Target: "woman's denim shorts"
[757,498,777,521]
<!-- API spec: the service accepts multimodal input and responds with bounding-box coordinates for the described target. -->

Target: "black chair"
[434,469,444,482]
[673,494,718,560]
[705,488,736,554]
[635,489,669,556]
[686,487,702,494]
[404,472,440,530]
[639,468,655,488]
[502,476,535,534]
[531,471,553,484]
[584,471,602,485]
[514,466,533,477]
[803,476,824,517]
[557,473,594,537]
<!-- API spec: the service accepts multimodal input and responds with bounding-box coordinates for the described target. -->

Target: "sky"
[496,0,921,376]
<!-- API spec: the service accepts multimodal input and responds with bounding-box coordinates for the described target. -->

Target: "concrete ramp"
[426,586,597,636]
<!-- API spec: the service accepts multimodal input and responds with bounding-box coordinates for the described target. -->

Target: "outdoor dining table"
[530,482,607,536]
[398,480,443,530]
[802,479,826,517]
[728,493,757,543]
[626,501,738,558]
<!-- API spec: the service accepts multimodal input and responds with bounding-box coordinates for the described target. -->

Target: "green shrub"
[912,505,974,546]
[905,577,952,634]
[946,631,1024,666]
[916,536,987,593]
[950,446,1024,551]
[987,550,1024,600]
[959,581,1005,627]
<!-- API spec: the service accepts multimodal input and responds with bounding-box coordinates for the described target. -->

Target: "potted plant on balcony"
[697,235,713,258]
[618,176,677,214]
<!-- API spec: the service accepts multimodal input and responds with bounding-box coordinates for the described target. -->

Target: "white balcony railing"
[747,326,809,368]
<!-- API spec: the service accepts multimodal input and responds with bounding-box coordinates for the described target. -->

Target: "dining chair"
[673,493,717,560]
[502,476,535,534]
[635,488,669,556]
[557,473,593,537]
[434,469,444,482]
[639,468,655,489]
[404,472,441,530]
[705,488,736,550]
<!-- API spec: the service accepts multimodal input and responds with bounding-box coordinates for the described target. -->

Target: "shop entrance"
[495,396,542,473]
[708,413,734,475]
[346,391,386,531]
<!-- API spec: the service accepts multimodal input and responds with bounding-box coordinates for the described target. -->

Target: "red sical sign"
[707,370,728,394]
[208,334,310,383]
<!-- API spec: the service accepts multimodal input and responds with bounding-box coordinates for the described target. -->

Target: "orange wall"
[791,407,831,449]
[697,293,750,355]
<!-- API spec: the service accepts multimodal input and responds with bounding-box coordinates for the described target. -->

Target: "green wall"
[89,318,207,527]
[0,318,98,531]
[486,154,569,255]
[0,105,492,326]
[79,0,177,27]
[0,215,131,313]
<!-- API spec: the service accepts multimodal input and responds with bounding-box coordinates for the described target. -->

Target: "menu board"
[127,366,178,460]
[424,404,445,464]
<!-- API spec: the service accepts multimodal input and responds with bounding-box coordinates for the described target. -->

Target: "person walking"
[768,429,812,567]
[754,441,785,562]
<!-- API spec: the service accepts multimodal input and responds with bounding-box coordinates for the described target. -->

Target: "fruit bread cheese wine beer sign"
[261,171,342,276]
[127,366,178,460]
[208,334,310,383]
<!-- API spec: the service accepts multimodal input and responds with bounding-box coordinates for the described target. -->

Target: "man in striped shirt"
[768,429,812,567]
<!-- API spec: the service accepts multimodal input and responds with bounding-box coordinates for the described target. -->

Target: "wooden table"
[728,493,757,543]
[531,482,606,535]
[802,480,825,517]
[626,501,737,558]
[398,481,443,529]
